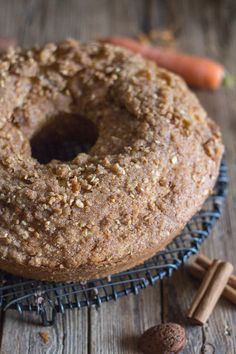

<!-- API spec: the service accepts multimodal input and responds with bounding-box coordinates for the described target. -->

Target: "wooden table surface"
[0,0,235,353]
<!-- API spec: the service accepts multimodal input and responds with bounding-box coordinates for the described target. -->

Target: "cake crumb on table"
[38,331,49,344]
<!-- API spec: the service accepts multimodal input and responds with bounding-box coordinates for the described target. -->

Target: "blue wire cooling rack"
[0,160,228,326]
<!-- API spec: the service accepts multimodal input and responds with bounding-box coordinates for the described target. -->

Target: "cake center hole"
[30,113,98,164]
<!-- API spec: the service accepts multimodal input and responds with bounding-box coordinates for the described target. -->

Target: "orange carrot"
[102,37,225,90]
[0,37,16,52]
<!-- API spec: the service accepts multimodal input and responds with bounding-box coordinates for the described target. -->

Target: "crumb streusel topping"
[0,40,223,281]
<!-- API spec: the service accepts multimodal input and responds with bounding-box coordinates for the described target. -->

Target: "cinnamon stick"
[196,254,236,289]
[187,260,233,325]
[188,262,236,305]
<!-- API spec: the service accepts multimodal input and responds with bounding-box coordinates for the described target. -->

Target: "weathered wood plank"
[89,285,162,354]
[0,0,147,45]
[0,309,88,354]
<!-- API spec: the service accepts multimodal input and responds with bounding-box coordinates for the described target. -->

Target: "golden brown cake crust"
[0,39,223,281]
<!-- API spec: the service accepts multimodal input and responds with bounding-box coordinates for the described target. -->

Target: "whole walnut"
[139,322,186,354]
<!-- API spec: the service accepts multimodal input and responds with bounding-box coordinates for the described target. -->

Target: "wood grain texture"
[0,309,88,354]
[89,286,162,354]
[0,0,235,353]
